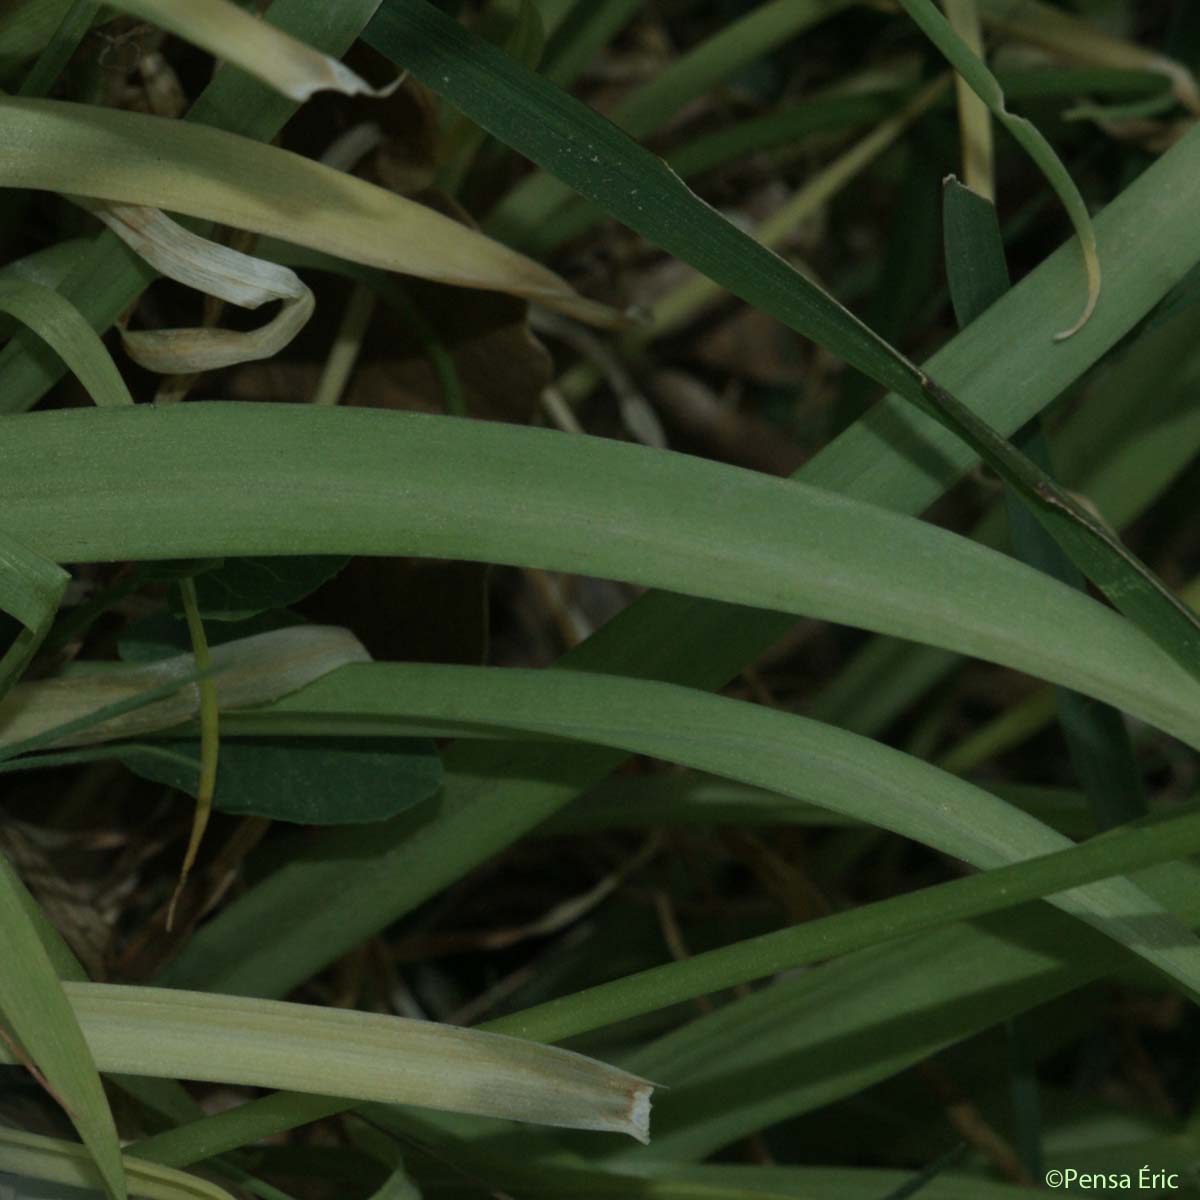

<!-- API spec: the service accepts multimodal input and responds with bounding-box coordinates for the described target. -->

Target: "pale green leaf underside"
[0,984,652,1142]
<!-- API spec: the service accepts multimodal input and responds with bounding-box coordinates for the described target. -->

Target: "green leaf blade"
[0,859,127,1200]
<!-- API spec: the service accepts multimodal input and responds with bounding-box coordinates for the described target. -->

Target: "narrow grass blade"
[0,0,103,73]
[537,68,1170,253]
[0,985,654,1142]
[0,1127,232,1200]
[374,1126,1052,1200]
[0,865,126,1199]
[486,0,855,247]
[942,0,995,199]
[605,857,1200,1161]
[976,0,1200,115]
[366,0,1200,689]
[158,115,1200,1001]
[899,0,1099,337]
[104,0,398,102]
[0,278,132,405]
[0,528,68,701]
[0,98,620,330]
[167,577,219,930]
[16,0,100,98]
[539,0,641,88]
[945,176,1147,830]
[128,1093,351,1169]
[215,662,1200,995]
[3,404,1200,753]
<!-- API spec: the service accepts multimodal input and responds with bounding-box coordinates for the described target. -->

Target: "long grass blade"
[900,0,1100,336]
[16,0,100,98]
[0,985,654,1142]
[486,0,855,246]
[157,111,1200,1001]
[0,866,126,1200]
[2,404,1199,754]
[975,0,1200,115]
[944,176,1147,830]
[216,661,1200,993]
[365,0,1200,689]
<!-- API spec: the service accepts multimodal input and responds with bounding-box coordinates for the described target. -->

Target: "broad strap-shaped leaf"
[365,0,1200,685]
[216,662,1200,998]
[0,856,126,1200]
[1,403,1198,753]
[157,112,1200,1003]
[0,984,653,1142]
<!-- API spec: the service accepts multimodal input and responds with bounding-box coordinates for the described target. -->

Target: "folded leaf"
[0,96,621,328]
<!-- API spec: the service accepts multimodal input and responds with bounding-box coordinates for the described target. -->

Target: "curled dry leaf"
[81,201,315,373]
[1,98,623,329]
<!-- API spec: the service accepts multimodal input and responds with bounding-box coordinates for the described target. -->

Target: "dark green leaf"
[169,556,349,622]
[119,610,306,663]
[133,735,442,823]
[22,735,443,824]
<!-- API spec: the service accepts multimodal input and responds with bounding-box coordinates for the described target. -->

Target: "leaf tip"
[626,1079,654,1144]
[1054,249,1101,342]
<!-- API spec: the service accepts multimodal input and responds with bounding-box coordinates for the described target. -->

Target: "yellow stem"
[167,577,218,931]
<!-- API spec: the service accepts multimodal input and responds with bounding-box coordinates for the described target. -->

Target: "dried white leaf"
[81,201,315,373]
